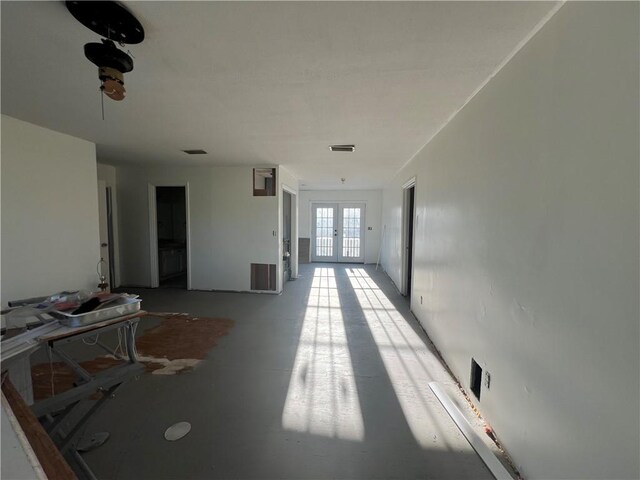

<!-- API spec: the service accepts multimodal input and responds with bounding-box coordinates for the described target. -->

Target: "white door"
[338,204,365,263]
[311,203,365,263]
[311,204,338,262]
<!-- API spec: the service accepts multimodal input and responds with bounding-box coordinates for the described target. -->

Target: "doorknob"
[101,243,108,247]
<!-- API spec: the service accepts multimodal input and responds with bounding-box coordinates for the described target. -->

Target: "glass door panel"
[311,204,337,262]
[338,205,364,263]
[312,203,366,263]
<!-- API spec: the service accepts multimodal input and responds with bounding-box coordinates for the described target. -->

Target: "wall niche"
[253,168,276,196]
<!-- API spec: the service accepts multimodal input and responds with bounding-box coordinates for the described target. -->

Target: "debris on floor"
[32,357,122,400]
[164,421,191,441]
[31,313,234,400]
[138,312,234,363]
[77,432,110,452]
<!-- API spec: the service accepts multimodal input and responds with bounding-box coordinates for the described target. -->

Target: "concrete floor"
[77,264,498,479]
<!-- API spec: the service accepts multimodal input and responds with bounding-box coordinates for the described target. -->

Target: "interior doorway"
[97,180,116,289]
[402,181,416,297]
[283,190,293,282]
[311,203,365,263]
[155,186,188,289]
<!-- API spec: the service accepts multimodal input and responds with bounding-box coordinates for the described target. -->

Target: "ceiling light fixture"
[329,145,356,152]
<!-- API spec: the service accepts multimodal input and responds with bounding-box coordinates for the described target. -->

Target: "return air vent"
[470,358,483,400]
[329,144,356,152]
[182,149,207,155]
[251,263,276,291]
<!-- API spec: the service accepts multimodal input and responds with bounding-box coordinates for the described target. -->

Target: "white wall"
[117,165,281,292]
[380,4,639,479]
[299,190,382,264]
[1,115,100,304]
[97,163,121,287]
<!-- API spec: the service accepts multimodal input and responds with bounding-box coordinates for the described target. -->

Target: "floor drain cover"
[164,421,191,441]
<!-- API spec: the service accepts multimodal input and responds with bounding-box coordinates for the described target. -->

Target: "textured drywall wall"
[116,165,280,292]
[380,3,639,479]
[1,115,99,304]
[299,190,382,264]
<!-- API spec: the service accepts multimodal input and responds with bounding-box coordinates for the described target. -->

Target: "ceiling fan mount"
[66,1,145,107]
[84,39,133,73]
[66,1,145,45]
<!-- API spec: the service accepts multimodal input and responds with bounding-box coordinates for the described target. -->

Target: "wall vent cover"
[470,358,483,400]
[329,145,356,152]
[182,149,207,155]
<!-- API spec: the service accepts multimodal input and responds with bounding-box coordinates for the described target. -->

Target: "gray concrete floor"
[75,264,496,479]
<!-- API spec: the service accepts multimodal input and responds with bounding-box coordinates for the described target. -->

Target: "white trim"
[282,183,297,195]
[97,180,111,289]
[148,183,192,290]
[185,184,192,291]
[402,176,416,190]
[401,180,416,296]
[148,185,159,288]
[396,2,565,175]
[106,186,121,288]
[282,184,299,281]
[1,392,48,480]
[428,382,513,480]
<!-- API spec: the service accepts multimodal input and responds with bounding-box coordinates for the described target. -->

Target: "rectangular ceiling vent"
[329,144,355,152]
[182,149,207,155]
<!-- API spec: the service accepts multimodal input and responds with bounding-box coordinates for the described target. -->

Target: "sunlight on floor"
[346,268,453,449]
[282,267,365,441]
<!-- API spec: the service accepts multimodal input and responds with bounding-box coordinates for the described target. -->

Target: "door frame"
[148,183,192,289]
[97,180,111,290]
[337,203,366,263]
[105,185,116,287]
[311,202,366,263]
[281,184,298,289]
[401,177,416,296]
[311,203,338,262]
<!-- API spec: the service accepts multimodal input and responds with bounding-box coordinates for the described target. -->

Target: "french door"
[311,203,365,263]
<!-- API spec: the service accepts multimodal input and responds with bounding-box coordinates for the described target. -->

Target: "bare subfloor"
[74,264,498,479]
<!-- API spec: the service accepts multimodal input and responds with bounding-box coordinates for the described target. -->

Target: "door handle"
[101,243,108,247]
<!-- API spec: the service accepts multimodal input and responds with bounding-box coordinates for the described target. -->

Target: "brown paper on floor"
[31,314,234,401]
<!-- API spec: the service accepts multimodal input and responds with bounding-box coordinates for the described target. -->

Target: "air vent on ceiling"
[329,144,356,152]
[182,149,207,155]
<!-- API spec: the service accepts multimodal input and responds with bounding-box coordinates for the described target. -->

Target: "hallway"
[80,264,505,479]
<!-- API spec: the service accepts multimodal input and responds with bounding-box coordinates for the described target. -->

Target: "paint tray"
[49,295,141,328]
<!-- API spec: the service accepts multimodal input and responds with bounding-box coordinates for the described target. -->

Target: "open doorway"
[402,180,416,297]
[106,186,116,285]
[98,180,116,289]
[155,186,188,289]
[283,190,293,282]
[281,185,298,290]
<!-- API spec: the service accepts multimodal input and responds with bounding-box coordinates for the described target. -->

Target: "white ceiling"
[1,1,557,189]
